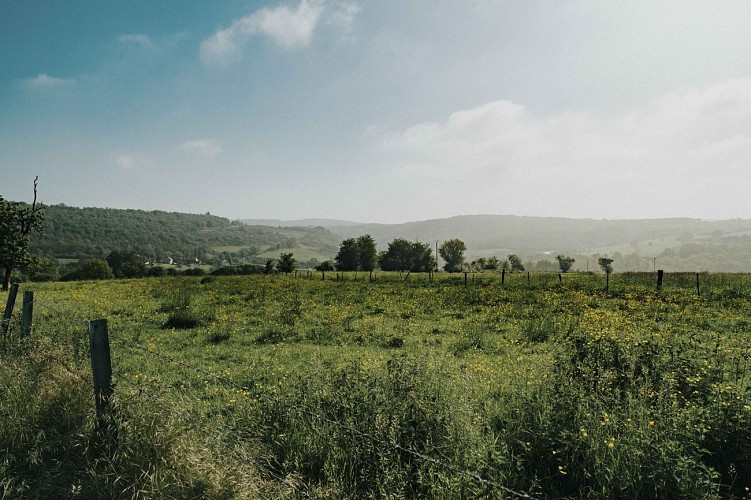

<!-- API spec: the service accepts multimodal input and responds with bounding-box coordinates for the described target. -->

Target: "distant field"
[3,272,751,498]
[256,245,333,263]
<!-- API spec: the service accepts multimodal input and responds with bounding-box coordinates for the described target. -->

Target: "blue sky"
[2,0,751,223]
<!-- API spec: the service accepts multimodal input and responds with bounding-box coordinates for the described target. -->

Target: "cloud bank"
[382,78,751,219]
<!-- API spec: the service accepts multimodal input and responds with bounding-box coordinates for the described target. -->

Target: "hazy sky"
[2,0,751,223]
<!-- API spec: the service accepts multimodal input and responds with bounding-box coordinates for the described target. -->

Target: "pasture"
[2,271,751,498]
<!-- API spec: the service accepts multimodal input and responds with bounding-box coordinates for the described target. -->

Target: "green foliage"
[0,179,44,290]
[379,238,435,272]
[556,254,575,272]
[21,255,60,282]
[598,256,614,273]
[61,259,114,280]
[334,238,360,271]
[356,234,378,272]
[276,253,296,274]
[335,235,378,272]
[439,238,466,272]
[507,253,525,271]
[29,203,340,265]
[315,260,335,271]
[106,249,145,278]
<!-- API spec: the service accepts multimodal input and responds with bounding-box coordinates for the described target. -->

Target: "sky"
[2,0,751,224]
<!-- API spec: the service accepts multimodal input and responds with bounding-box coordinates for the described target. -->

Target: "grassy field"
[2,271,751,498]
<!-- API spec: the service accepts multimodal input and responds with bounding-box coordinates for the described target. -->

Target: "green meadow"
[2,272,751,498]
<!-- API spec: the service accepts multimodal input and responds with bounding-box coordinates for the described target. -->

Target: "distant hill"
[29,204,341,266]
[240,218,360,228]
[24,205,751,272]
[330,215,751,272]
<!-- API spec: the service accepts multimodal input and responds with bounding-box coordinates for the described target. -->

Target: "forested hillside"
[30,204,340,265]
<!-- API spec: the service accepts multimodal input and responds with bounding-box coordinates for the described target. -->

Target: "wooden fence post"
[696,273,701,296]
[464,272,468,287]
[88,319,115,431]
[1,283,19,335]
[558,273,562,285]
[605,271,610,293]
[657,270,664,291]
[20,291,33,338]
[527,271,531,287]
[501,269,505,289]
[322,270,326,281]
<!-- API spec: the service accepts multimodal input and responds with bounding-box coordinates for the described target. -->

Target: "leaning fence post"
[1,283,19,334]
[88,319,115,431]
[696,272,701,296]
[20,291,33,337]
[657,269,664,291]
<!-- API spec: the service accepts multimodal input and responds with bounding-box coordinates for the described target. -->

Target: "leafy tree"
[470,258,486,271]
[485,256,500,270]
[357,234,378,271]
[507,254,525,272]
[379,238,414,272]
[335,238,360,271]
[106,250,145,278]
[598,257,614,274]
[556,255,576,273]
[0,177,44,290]
[22,256,59,282]
[410,241,436,272]
[315,260,335,271]
[379,239,435,272]
[277,253,296,274]
[62,259,114,281]
[439,239,467,272]
[264,259,275,274]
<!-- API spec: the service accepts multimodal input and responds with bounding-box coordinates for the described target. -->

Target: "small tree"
[0,177,44,290]
[508,254,525,272]
[335,238,360,271]
[439,239,467,272]
[315,260,335,271]
[62,259,114,281]
[357,234,378,272]
[556,255,575,273]
[598,257,614,274]
[107,250,145,278]
[277,253,296,274]
[485,256,500,270]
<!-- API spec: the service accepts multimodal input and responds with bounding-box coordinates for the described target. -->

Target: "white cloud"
[200,0,357,68]
[382,77,751,219]
[24,73,73,89]
[182,139,221,157]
